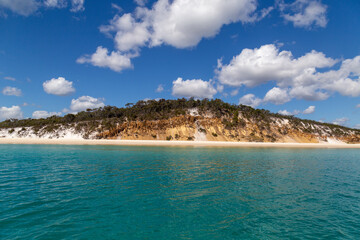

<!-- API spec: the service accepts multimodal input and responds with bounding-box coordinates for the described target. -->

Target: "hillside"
[1,99,359,143]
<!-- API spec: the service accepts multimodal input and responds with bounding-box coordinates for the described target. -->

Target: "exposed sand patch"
[1,138,360,148]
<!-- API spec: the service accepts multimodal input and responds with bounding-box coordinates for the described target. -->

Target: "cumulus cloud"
[2,86,22,96]
[70,0,84,12]
[147,0,259,48]
[134,0,147,6]
[44,0,67,8]
[278,109,293,116]
[70,96,105,112]
[278,105,315,116]
[216,84,224,93]
[332,117,349,126]
[217,44,336,88]
[303,105,315,114]
[172,78,217,99]
[43,77,75,96]
[0,106,23,121]
[263,87,291,105]
[77,46,134,72]
[0,0,39,16]
[81,0,266,72]
[217,44,360,102]
[230,89,239,96]
[239,94,262,108]
[32,111,61,119]
[278,0,328,28]
[156,84,164,93]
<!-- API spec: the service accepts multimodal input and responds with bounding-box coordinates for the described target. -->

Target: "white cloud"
[172,77,217,99]
[332,117,349,126]
[147,0,259,49]
[216,84,224,93]
[303,105,315,114]
[278,109,293,116]
[279,0,328,28]
[239,94,262,108]
[0,0,39,16]
[217,44,360,102]
[288,86,329,101]
[278,105,315,116]
[156,84,164,93]
[216,44,336,88]
[32,111,61,119]
[356,104,360,108]
[230,89,239,96]
[2,86,22,96]
[111,3,122,12]
[100,13,151,52]
[70,0,84,12]
[354,124,360,130]
[316,56,360,97]
[43,77,75,96]
[134,0,147,6]
[0,0,85,16]
[263,87,291,105]
[4,76,16,81]
[82,0,264,72]
[77,46,134,72]
[0,106,23,121]
[70,96,105,112]
[44,0,67,8]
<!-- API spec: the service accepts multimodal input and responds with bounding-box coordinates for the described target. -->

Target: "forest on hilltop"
[0,98,358,141]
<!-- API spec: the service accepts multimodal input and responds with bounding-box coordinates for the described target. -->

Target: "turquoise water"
[1,145,360,239]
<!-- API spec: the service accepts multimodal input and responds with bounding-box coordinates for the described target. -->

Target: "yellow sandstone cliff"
[96,115,359,143]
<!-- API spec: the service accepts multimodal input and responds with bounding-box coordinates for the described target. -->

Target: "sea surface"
[1,144,360,239]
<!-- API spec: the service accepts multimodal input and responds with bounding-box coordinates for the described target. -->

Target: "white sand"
[1,138,360,148]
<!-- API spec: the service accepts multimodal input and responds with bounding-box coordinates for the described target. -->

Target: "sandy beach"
[1,138,360,148]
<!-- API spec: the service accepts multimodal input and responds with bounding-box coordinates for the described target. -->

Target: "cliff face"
[1,99,359,144]
[96,114,360,144]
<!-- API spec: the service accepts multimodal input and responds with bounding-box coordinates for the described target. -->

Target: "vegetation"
[0,98,359,139]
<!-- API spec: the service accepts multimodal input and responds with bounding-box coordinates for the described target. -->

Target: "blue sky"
[0,0,360,128]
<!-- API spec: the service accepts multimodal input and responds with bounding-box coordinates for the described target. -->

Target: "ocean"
[1,144,360,239]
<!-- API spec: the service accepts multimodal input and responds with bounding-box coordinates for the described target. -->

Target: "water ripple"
[0,145,360,239]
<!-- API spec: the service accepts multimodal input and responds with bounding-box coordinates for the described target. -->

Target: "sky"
[0,0,360,128]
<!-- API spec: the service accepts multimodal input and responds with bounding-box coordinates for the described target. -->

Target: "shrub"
[199,128,206,133]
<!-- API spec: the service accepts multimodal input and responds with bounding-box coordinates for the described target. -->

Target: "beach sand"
[1,138,360,148]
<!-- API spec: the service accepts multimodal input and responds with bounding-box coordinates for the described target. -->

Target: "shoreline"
[1,138,360,148]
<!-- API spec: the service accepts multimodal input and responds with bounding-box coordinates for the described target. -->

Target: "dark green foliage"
[198,128,206,133]
[232,110,239,125]
[0,98,359,137]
